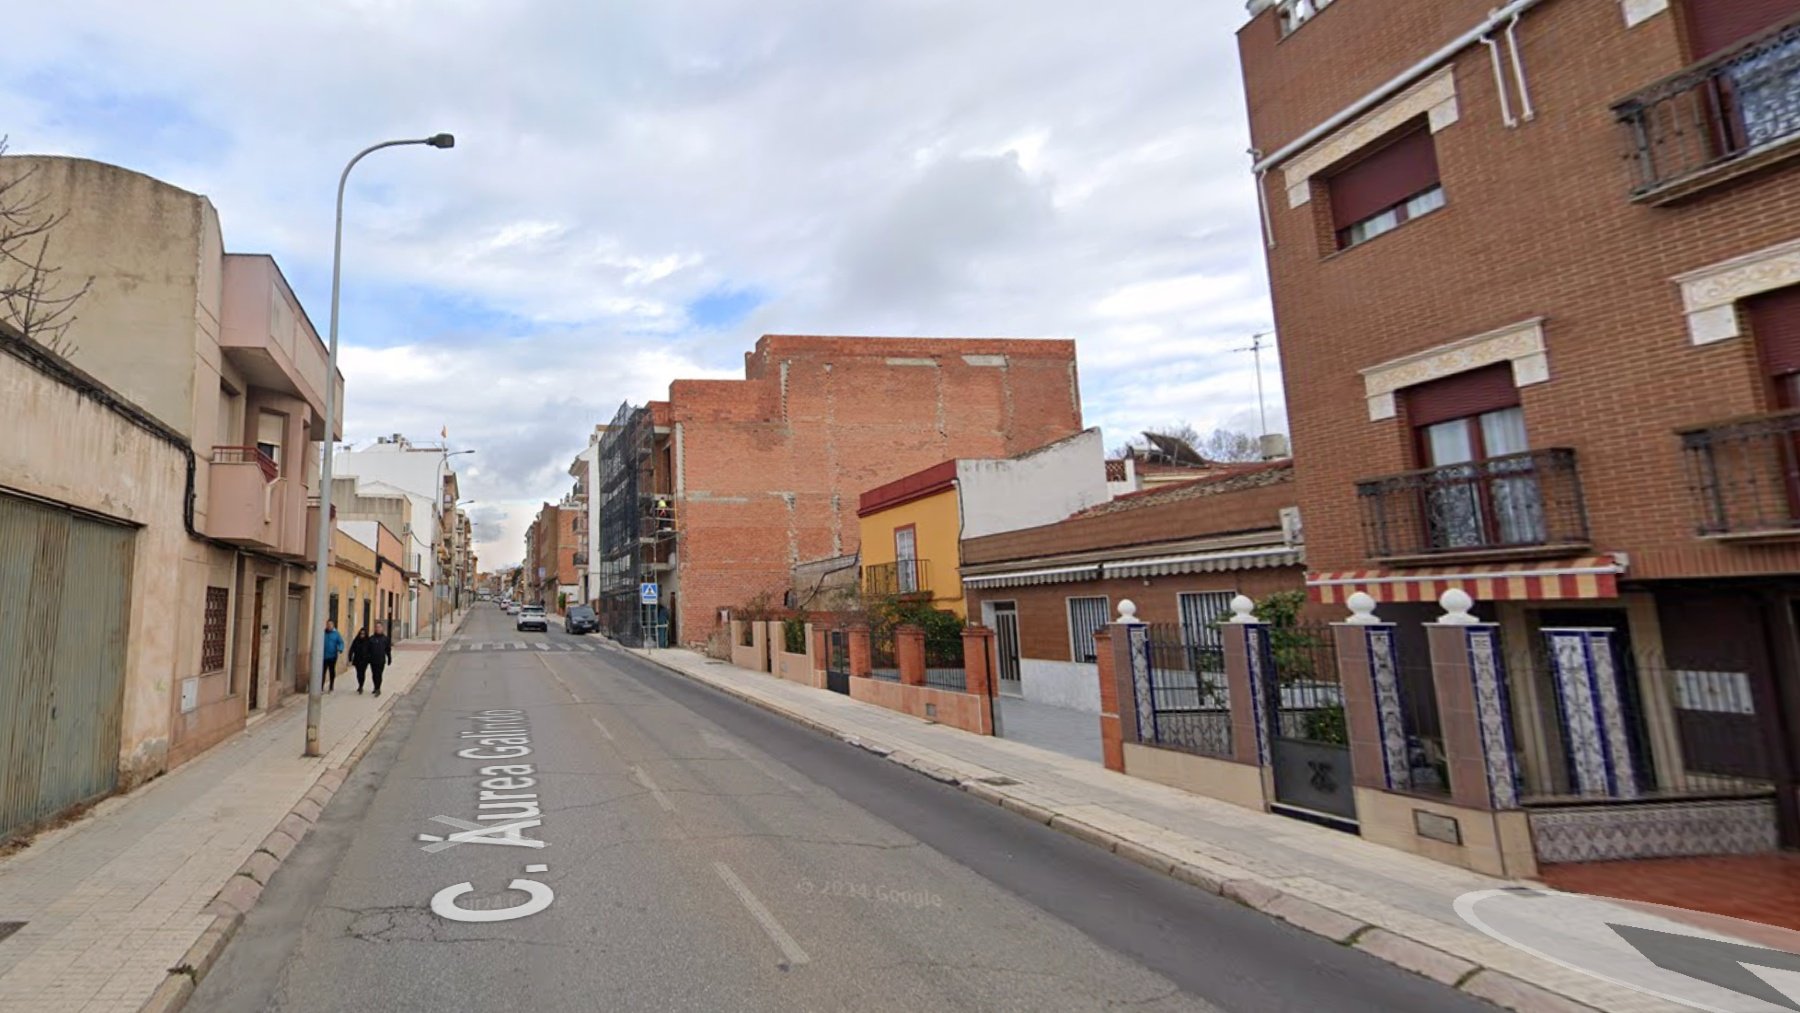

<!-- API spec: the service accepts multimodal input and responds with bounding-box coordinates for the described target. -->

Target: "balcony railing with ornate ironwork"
[212,445,278,482]
[1614,16,1800,197]
[1680,408,1800,538]
[864,559,931,598]
[1356,449,1589,561]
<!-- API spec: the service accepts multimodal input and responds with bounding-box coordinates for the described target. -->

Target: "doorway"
[982,601,1022,697]
[284,590,303,695]
[249,580,266,711]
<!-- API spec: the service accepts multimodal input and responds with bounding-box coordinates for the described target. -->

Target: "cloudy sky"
[4,0,1280,567]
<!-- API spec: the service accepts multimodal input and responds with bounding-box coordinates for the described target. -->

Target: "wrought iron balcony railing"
[212,445,279,482]
[1356,449,1589,561]
[1615,15,1800,197]
[1680,408,1800,538]
[864,559,931,598]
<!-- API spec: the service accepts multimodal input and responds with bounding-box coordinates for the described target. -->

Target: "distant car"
[566,606,598,635]
[516,606,547,632]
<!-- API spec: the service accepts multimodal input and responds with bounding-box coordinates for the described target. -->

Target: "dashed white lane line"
[713,862,811,967]
[630,765,675,812]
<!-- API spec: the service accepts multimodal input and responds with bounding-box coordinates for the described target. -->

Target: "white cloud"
[3,0,1278,567]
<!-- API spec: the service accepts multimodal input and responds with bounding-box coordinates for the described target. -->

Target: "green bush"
[865,594,964,666]
[783,614,808,654]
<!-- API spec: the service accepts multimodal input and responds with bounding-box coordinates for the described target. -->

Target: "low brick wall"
[728,620,769,672]
[849,677,992,736]
[773,648,823,688]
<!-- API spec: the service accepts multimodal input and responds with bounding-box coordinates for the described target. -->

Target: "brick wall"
[1241,0,1800,580]
[968,567,1302,663]
[673,334,1083,645]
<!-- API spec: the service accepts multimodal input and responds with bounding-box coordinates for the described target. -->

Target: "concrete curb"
[628,648,1608,1013]
[136,638,445,1013]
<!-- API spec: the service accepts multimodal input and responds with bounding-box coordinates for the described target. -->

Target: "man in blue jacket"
[322,620,345,693]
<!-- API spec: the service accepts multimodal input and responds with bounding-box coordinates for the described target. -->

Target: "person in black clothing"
[349,626,372,694]
[368,622,394,696]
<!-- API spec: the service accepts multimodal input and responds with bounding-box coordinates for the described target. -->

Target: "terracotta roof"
[1075,459,1293,517]
[857,459,958,516]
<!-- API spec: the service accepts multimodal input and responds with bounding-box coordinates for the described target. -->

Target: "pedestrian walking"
[349,626,371,693]
[368,621,394,696]
[321,620,345,692]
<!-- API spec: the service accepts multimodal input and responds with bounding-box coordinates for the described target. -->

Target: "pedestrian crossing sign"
[639,583,659,605]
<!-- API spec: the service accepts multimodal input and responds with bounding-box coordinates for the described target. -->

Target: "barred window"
[202,587,229,672]
[1178,591,1233,676]
[1067,596,1110,663]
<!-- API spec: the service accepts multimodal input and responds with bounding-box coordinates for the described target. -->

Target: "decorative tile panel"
[1466,626,1521,810]
[1544,628,1639,799]
[1280,67,1459,208]
[1244,625,1274,768]
[1529,799,1778,863]
[1129,623,1155,744]
[1359,318,1548,421]
[1365,625,1410,792]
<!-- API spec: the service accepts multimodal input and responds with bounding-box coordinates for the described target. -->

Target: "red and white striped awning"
[1307,554,1626,605]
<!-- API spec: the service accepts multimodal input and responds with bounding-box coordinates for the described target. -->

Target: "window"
[255,411,284,474]
[202,587,229,673]
[329,592,340,627]
[1328,125,1444,250]
[1749,284,1800,408]
[1686,0,1800,59]
[1407,365,1544,548]
[1067,596,1110,663]
[894,526,918,594]
[1178,591,1233,675]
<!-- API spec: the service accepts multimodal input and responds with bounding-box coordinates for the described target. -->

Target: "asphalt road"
[191,605,1493,1012]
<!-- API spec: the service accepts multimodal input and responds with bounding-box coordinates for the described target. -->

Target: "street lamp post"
[305,132,455,759]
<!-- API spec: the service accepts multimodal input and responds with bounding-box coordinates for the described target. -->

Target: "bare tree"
[0,139,92,356]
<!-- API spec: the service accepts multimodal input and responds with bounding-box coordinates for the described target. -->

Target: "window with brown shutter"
[1748,284,1800,406]
[1327,124,1445,249]
[1404,363,1520,428]
[1685,0,1800,58]
[202,586,229,672]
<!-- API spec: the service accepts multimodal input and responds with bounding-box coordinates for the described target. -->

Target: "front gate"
[992,604,1022,696]
[0,492,135,842]
[826,629,850,695]
[1261,622,1358,828]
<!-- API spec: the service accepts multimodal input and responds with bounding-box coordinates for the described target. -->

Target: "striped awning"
[961,563,1102,589]
[962,546,1300,590]
[1307,554,1626,605]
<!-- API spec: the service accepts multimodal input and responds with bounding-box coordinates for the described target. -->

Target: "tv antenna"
[1233,330,1276,439]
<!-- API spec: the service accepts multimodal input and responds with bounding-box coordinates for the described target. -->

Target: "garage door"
[0,492,135,841]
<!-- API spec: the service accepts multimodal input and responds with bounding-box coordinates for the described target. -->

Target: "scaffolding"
[596,401,676,646]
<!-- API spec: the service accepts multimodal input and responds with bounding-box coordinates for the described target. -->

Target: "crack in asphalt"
[329,905,572,949]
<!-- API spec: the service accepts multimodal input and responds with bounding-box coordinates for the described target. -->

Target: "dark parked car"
[566,606,598,634]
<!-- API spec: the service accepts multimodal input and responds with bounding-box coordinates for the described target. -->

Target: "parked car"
[566,605,598,635]
[516,606,548,632]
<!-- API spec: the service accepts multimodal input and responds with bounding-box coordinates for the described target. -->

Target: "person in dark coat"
[349,626,372,694]
[368,622,394,696]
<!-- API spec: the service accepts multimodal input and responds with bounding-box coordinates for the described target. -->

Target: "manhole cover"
[0,922,24,944]
[976,776,1021,787]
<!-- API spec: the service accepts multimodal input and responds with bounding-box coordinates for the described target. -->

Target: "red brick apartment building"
[1241,0,1800,860]
[638,335,1082,648]
[526,503,580,609]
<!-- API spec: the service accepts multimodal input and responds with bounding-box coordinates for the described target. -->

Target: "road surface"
[191,605,1491,1012]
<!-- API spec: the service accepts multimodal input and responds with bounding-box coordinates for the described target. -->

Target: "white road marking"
[713,862,810,966]
[701,729,808,795]
[631,765,675,812]
[590,716,614,741]
[533,643,550,652]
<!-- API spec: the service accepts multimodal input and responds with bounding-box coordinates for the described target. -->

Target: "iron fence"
[1268,622,1346,744]
[1680,408,1800,536]
[1388,659,1452,797]
[1356,448,1588,560]
[1614,15,1800,195]
[924,631,965,692]
[1137,623,1232,758]
[865,559,931,597]
[870,625,898,681]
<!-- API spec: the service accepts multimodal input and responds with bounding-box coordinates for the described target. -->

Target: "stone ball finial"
[1228,594,1259,624]
[1117,599,1144,624]
[1438,588,1478,625]
[1345,591,1380,625]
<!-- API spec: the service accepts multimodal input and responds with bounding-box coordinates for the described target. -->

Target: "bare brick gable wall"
[671,335,1082,645]
[1239,0,1800,581]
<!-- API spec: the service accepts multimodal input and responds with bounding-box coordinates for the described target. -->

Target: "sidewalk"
[630,646,1674,1013]
[0,614,461,1013]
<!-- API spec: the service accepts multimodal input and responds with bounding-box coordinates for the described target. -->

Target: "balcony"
[1356,449,1590,564]
[573,552,589,566]
[1614,16,1800,203]
[207,446,305,555]
[865,559,932,599]
[1681,408,1800,539]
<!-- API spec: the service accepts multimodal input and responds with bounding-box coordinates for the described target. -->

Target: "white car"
[516,606,547,632]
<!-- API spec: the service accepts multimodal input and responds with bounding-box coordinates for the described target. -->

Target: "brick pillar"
[1426,591,1523,811]
[1219,598,1274,770]
[897,625,927,686]
[963,625,997,736]
[848,624,872,678]
[1332,593,1407,792]
[1095,626,1125,771]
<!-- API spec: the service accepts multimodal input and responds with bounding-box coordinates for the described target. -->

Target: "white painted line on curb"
[590,717,615,741]
[713,861,810,967]
[631,765,675,812]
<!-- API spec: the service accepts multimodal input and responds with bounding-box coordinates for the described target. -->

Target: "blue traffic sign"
[639,583,659,605]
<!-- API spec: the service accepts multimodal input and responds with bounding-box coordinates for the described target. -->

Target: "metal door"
[1264,623,1359,827]
[0,493,134,841]
[992,604,1022,696]
[826,630,850,695]
[284,591,303,693]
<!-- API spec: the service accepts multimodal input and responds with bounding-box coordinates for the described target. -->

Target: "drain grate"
[0,922,24,944]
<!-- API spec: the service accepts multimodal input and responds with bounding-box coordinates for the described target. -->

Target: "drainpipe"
[1249,0,1550,175]
[1505,12,1537,121]
[1481,34,1519,128]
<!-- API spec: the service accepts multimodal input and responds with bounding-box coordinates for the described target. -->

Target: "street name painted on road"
[422,709,557,923]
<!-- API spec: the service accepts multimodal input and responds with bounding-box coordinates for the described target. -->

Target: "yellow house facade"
[857,460,966,616]
[327,528,379,635]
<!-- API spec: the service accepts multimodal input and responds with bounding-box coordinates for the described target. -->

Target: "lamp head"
[426,133,456,149]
